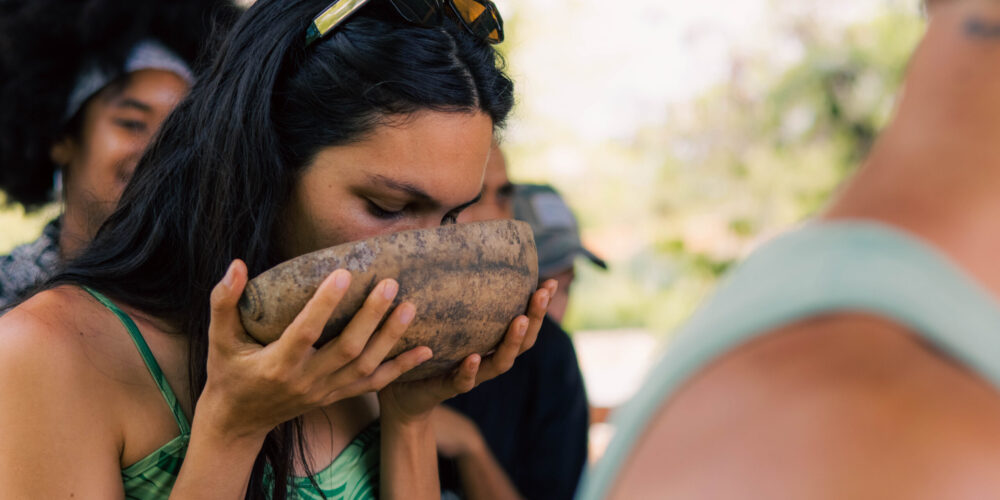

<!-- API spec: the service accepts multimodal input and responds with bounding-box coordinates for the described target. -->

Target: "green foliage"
[0,193,57,254]
[562,7,925,336]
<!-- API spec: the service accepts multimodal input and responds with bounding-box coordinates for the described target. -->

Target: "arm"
[379,411,440,499]
[433,405,523,500]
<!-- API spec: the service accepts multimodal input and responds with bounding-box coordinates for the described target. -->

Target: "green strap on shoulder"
[83,286,191,435]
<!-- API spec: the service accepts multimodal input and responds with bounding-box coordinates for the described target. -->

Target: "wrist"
[382,411,433,437]
[194,384,271,443]
[377,390,434,427]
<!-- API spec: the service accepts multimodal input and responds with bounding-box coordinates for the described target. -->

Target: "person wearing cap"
[440,144,590,500]
[0,0,241,310]
[512,183,608,323]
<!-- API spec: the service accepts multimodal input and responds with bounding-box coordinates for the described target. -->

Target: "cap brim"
[580,247,608,270]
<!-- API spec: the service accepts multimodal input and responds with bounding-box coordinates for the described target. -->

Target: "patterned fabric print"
[121,435,188,500]
[0,218,61,311]
[280,422,381,500]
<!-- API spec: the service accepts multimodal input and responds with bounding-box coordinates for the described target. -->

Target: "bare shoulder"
[0,286,100,368]
[610,314,1000,500]
[0,286,126,496]
[0,285,144,414]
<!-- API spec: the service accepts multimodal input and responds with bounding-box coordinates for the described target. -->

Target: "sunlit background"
[1,0,928,458]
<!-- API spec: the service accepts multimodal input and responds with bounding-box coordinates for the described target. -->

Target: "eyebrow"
[368,174,482,211]
[114,98,153,113]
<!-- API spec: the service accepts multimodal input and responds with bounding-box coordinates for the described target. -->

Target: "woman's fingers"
[272,269,353,358]
[315,278,400,367]
[451,354,480,395]
[208,260,249,352]
[470,281,556,384]
[474,315,528,385]
[311,301,416,380]
[543,278,559,302]
[326,346,433,402]
[414,355,480,403]
[518,281,556,354]
[367,346,434,391]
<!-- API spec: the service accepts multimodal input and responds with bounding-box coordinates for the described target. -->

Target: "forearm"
[380,418,439,499]
[456,441,523,500]
[169,406,267,499]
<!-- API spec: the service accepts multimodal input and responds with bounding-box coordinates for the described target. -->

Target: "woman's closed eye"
[113,118,149,134]
[366,199,405,220]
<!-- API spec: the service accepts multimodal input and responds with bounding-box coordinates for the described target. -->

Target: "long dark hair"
[49,0,514,497]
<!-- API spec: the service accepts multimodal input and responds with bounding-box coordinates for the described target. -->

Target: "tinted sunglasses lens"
[389,0,439,24]
[450,0,503,43]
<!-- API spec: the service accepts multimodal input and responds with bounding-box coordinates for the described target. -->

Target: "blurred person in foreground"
[512,183,608,323]
[579,0,1000,498]
[0,0,241,310]
[436,143,589,500]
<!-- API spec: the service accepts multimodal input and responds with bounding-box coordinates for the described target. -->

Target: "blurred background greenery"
[0,192,58,253]
[0,0,926,340]
[496,0,925,337]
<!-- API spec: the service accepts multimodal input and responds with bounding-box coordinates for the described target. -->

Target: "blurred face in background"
[457,141,514,223]
[51,69,189,258]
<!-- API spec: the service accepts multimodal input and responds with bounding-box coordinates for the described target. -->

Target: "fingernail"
[517,318,528,336]
[223,261,236,287]
[399,305,415,325]
[419,348,433,362]
[540,292,550,309]
[335,270,350,290]
[383,280,398,300]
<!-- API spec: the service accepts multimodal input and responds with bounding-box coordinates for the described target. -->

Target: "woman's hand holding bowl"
[377,279,557,426]
[196,259,431,442]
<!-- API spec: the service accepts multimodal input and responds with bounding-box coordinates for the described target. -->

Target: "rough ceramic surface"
[239,220,538,381]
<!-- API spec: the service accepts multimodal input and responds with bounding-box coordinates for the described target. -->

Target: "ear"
[50,136,77,167]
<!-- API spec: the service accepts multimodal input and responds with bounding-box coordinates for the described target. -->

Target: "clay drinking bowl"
[238,219,539,381]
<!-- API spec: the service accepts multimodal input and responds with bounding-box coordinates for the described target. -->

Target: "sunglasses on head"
[305,0,504,47]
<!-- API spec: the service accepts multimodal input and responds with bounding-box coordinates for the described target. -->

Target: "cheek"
[77,122,145,189]
[284,194,392,256]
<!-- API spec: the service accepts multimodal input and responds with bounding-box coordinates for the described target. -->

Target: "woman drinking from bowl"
[0,0,554,498]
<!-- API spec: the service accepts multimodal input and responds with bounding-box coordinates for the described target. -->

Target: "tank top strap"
[579,220,1000,500]
[82,286,190,435]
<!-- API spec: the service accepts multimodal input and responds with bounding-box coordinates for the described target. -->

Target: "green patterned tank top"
[83,287,380,500]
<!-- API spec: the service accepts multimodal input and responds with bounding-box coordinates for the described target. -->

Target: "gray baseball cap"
[512,183,607,277]
[64,39,194,122]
